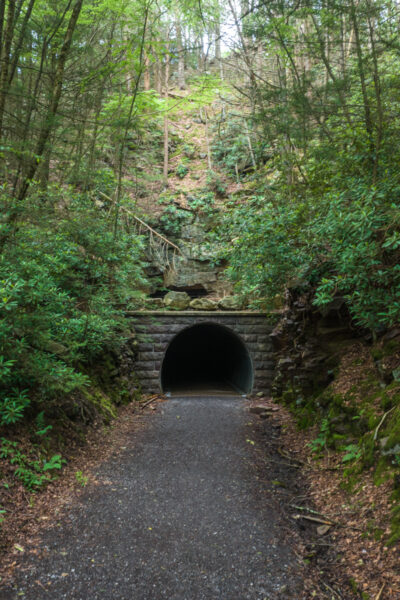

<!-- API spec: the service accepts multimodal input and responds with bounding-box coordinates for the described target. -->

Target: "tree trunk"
[163,44,170,182]
[0,0,16,140]
[12,36,47,193]
[197,35,204,71]
[244,120,256,169]
[175,17,185,89]
[0,0,6,56]
[114,7,149,238]
[367,4,383,183]
[310,13,353,129]
[155,52,162,94]
[17,0,84,201]
[38,145,51,190]
[84,84,105,190]
[7,0,36,85]
[349,0,374,150]
[203,108,212,170]
[215,20,223,80]
[143,51,151,90]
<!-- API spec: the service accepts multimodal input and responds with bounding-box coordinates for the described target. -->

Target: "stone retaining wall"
[128,311,274,396]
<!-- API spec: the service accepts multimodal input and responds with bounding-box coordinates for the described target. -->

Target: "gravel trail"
[1,397,304,600]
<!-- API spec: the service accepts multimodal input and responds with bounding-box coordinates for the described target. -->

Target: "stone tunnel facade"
[129,311,274,396]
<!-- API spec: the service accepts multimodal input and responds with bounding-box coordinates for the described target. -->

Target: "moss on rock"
[82,388,116,424]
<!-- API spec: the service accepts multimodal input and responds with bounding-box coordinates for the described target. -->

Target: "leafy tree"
[221,0,400,332]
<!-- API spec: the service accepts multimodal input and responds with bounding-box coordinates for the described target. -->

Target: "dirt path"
[1,397,326,599]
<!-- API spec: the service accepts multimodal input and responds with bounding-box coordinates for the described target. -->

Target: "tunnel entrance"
[160,323,253,395]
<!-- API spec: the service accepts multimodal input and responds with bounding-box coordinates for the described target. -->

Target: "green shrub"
[206,170,227,196]
[0,438,65,490]
[0,188,148,424]
[158,204,191,236]
[187,192,216,216]
[176,163,189,179]
[223,176,400,330]
[0,390,30,426]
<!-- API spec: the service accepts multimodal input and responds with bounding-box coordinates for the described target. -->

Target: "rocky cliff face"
[271,288,362,400]
[163,222,228,295]
[144,216,236,308]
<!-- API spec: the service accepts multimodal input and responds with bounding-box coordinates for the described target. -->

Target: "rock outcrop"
[218,296,243,310]
[271,289,361,399]
[189,298,218,311]
[163,291,191,310]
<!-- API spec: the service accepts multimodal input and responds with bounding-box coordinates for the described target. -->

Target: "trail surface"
[2,397,305,600]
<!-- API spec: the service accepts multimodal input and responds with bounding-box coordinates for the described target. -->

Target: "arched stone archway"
[160,322,253,394]
[130,311,274,396]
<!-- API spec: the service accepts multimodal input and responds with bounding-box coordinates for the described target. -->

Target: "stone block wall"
[129,311,274,396]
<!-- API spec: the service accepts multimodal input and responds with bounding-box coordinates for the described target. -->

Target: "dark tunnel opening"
[160,323,253,395]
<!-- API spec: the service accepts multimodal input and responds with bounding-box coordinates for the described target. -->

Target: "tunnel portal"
[161,323,253,394]
[131,311,274,396]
